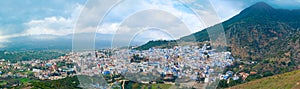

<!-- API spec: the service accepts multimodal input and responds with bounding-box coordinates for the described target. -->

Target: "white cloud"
[134,28,176,41]
[24,16,74,36]
[0,2,84,47]
[97,23,120,34]
[97,0,205,39]
[0,32,10,43]
[10,0,222,43]
[24,3,84,36]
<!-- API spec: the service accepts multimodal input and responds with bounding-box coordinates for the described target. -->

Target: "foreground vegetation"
[5,70,300,89]
[229,70,300,89]
[4,76,172,89]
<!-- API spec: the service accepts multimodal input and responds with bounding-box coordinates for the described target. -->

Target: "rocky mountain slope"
[138,2,300,74]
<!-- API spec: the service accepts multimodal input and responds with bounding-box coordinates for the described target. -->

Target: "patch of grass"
[150,84,172,89]
[19,78,31,83]
[0,81,7,85]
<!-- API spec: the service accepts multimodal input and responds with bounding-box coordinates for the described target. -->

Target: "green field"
[19,78,31,83]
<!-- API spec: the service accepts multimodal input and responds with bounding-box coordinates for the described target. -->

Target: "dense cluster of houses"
[0,57,76,80]
[0,44,255,88]
[71,44,235,88]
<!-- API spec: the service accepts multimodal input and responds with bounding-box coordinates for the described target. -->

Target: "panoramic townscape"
[1,0,300,89]
[1,43,238,88]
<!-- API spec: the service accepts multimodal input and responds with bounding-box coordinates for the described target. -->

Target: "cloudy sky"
[0,0,300,49]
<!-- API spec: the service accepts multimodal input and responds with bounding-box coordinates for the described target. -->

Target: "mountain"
[138,2,300,76]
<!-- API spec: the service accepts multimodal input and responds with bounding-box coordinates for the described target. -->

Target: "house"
[250,71,257,75]
[232,75,240,80]
[239,72,249,80]
[103,70,110,75]
[226,71,234,77]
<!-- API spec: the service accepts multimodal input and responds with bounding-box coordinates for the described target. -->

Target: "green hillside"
[229,70,300,89]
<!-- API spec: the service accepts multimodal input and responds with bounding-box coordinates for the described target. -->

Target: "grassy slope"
[229,70,300,89]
